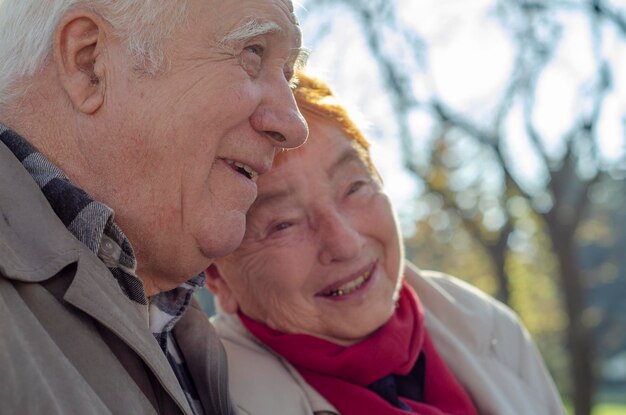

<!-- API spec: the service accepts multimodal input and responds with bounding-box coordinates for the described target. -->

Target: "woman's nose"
[317,211,363,265]
[249,75,308,150]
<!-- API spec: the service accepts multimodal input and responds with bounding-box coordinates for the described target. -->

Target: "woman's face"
[217,112,404,345]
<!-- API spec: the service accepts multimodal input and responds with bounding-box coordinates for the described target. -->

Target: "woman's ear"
[205,264,239,314]
[53,9,109,114]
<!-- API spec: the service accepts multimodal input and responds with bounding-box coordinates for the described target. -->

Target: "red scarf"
[239,281,477,415]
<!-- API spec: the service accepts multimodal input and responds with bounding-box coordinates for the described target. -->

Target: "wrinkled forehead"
[215,0,301,45]
[277,109,371,164]
[258,0,301,40]
[277,0,298,24]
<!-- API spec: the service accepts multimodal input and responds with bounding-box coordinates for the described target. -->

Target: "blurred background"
[199,1,626,414]
[294,0,626,414]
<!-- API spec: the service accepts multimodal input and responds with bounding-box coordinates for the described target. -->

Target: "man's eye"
[245,44,265,57]
[284,67,295,86]
[240,45,264,76]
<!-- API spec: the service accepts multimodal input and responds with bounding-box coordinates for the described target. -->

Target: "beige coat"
[0,140,232,414]
[212,264,566,415]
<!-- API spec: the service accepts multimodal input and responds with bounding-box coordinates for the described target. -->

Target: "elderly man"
[0,0,307,414]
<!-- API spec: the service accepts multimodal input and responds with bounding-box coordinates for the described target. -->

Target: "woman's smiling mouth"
[317,262,377,298]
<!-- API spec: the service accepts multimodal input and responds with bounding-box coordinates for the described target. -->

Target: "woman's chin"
[322,310,396,346]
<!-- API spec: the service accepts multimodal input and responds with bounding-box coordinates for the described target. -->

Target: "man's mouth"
[225,159,259,181]
[318,265,375,298]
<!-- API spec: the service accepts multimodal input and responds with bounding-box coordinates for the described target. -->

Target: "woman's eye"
[271,222,292,233]
[347,180,366,195]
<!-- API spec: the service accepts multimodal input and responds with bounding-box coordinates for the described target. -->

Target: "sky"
[295,0,626,231]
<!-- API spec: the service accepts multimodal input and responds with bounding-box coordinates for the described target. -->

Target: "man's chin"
[197,228,246,260]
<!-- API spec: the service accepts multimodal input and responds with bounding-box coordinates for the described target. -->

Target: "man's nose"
[249,75,308,149]
[317,210,362,265]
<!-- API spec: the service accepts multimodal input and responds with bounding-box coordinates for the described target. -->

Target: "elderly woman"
[206,74,565,415]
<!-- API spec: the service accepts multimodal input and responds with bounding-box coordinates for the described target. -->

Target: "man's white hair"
[0,0,191,104]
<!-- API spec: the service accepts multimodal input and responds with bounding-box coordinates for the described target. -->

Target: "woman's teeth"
[324,270,372,297]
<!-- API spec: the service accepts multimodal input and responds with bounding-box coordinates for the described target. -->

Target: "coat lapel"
[64,253,193,414]
[174,301,232,415]
[0,140,79,282]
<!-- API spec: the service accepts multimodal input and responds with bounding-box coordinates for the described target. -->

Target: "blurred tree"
[298,0,626,414]
[580,178,626,400]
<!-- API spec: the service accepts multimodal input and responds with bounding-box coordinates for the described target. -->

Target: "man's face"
[95,0,307,293]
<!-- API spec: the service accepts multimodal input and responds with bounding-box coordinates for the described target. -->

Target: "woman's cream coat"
[211,264,566,415]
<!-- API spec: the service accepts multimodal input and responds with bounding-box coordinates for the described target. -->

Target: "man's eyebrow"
[220,19,282,45]
[291,47,310,72]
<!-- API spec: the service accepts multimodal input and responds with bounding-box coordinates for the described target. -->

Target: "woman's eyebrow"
[252,188,294,211]
[252,148,362,211]
[327,148,363,179]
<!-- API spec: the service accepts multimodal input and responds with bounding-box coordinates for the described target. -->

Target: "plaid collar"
[0,126,205,333]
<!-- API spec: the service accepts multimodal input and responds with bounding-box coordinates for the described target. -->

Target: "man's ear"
[205,264,240,314]
[53,9,110,114]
